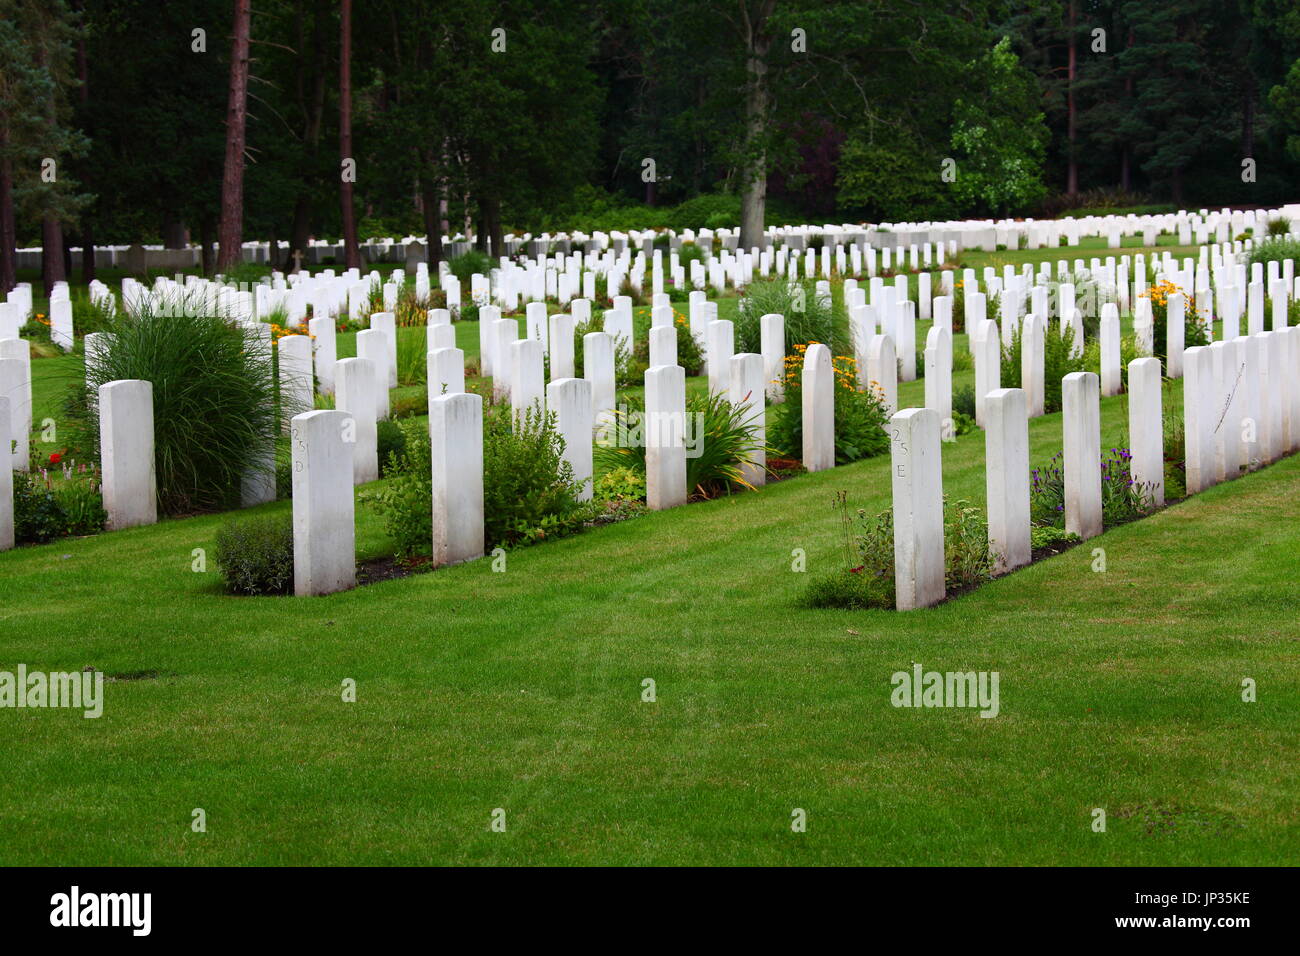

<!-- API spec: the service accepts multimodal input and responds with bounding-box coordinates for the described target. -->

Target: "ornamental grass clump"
[594,390,766,498]
[734,277,851,358]
[65,295,293,515]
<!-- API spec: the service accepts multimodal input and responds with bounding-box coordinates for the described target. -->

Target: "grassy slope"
[3,347,1297,865]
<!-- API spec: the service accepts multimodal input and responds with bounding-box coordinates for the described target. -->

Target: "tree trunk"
[0,126,15,294]
[81,224,95,284]
[288,4,327,270]
[1242,81,1255,160]
[162,214,188,249]
[738,1,775,251]
[42,216,66,296]
[1170,167,1183,205]
[339,0,361,269]
[216,0,253,273]
[200,218,215,276]
[75,5,95,285]
[421,175,443,269]
[484,195,504,258]
[1066,0,1078,197]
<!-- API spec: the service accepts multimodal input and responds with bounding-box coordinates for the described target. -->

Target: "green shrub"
[370,409,593,556]
[66,297,288,515]
[801,494,995,610]
[798,569,889,610]
[594,466,645,502]
[377,419,407,477]
[13,473,68,543]
[396,327,427,386]
[632,313,704,376]
[953,384,977,419]
[448,250,493,283]
[1265,217,1291,237]
[213,515,295,595]
[1000,322,1088,413]
[1030,524,1080,553]
[677,242,707,268]
[484,407,593,546]
[769,346,889,464]
[1247,237,1300,268]
[54,467,108,536]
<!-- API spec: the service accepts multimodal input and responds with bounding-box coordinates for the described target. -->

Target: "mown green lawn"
[3,338,1297,865]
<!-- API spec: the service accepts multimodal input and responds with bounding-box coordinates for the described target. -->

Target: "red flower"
[49,452,62,465]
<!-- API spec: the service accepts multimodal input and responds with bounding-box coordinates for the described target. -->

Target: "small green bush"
[1001,322,1088,413]
[213,515,295,595]
[11,468,106,543]
[13,473,68,543]
[377,420,407,477]
[798,569,889,610]
[370,409,594,557]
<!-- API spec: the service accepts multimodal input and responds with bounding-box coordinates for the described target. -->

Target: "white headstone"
[334,357,379,484]
[291,409,355,596]
[645,364,687,510]
[1128,357,1164,506]
[99,379,157,530]
[548,377,594,501]
[368,311,398,388]
[1062,371,1102,539]
[278,334,314,424]
[729,352,765,487]
[985,388,1031,573]
[890,407,945,610]
[355,329,390,420]
[429,392,485,566]
[761,313,785,402]
[801,343,835,472]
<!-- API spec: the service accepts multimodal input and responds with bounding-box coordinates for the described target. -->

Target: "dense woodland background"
[2,0,1299,292]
